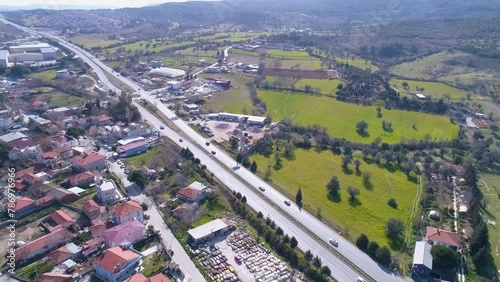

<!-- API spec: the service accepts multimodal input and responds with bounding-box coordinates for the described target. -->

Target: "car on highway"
[179,138,183,142]
[211,151,216,155]
[120,165,126,169]
[357,277,366,282]
[144,213,150,220]
[259,186,265,192]
[234,255,242,264]
[160,125,165,130]
[124,170,130,174]
[205,142,210,146]
[329,239,339,247]
[117,160,122,165]
[284,200,291,206]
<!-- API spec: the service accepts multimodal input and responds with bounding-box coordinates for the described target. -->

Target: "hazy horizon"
[0,0,221,9]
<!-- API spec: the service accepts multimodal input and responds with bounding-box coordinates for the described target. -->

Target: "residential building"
[67,171,96,187]
[50,134,78,148]
[39,273,72,282]
[109,200,144,224]
[11,196,36,217]
[50,210,76,229]
[89,219,107,237]
[117,139,149,157]
[94,246,143,282]
[0,50,8,67]
[412,241,433,281]
[47,187,78,203]
[70,151,107,172]
[56,70,70,79]
[82,199,105,220]
[177,182,208,203]
[0,132,27,143]
[47,242,82,265]
[82,238,104,257]
[103,219,145,247]
[45,107,72,120]
[188,219,231,245]
[125,273,171,282]
[96,178,119,204]
[172,202,198,221]
[40,145,73,169]
[14,226,71,262]
[425,226,460,250]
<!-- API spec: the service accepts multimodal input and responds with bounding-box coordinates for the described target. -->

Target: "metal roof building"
[149,67,186,78]
[188,219,229,245]
[0,50,9,67]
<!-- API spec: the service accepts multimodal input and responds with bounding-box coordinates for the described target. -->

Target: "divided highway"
[1,16,409,282]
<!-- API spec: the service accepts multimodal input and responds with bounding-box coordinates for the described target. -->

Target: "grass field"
[336,57,379,71]
[175,47,219,58]
[69,36,121,49]
[478,174,500,267]
[265,58,323,71]
[252,149,417,247]
[230,49,261,57]
[16,259,54,281]
[30,70,56,81]
[45,92,87,108]
[203,74,255,114]
[295,79,343,95]
[390,78,477,100]
[258,90,459,143]
[267,50,311,60]
[389,51,500,92]
[107,40,196,53]
[125,147,160,168]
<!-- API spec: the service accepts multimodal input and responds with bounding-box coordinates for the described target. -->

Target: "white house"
[109,200,144,225]
[96,177,119,205]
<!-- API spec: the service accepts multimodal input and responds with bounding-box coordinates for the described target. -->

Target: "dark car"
[211,151,216,155]
[205,142,210,146]
[259,186,265,192]
[284,200,291,206]
[179,138,183,142]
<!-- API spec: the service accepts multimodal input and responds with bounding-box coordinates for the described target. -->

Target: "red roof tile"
[177,187,202,200]
[82,199,103,213]
[14,180,28,191]
[109,200,142,217]
[47,245,74,264]
[67,171,95,185]
[426,226,460,247]
[10,138,34,150]
[149,273,172,282]
[50,210,76,227]
[124,273,147,282]
[15,227,70,260]
[70,151,106,167]
[12,197,35,212]
[15,167,34,179]
[39,273,72,282]
[103,219,145,245]
[95,246,141,274]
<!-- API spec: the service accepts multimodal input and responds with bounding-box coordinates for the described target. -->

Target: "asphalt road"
[1,16,409,282]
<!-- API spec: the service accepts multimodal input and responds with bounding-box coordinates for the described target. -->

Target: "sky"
[0,0,219,9]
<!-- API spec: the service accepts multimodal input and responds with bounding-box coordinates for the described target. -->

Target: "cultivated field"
[252,149,417,247]
[258,90,459,143]
[229,49,260,57]
[265,58,323,71]
[203,74,255,114]
[478,174,500,267]
[263,69,339,79]
[69,35,122,49]
[175,47,219,58]
[45,92,87,108]
[30,70,56,81]
[390,78,479,100]
[295,79,343,96]
[267,50,311,60]
[336,57,379,71]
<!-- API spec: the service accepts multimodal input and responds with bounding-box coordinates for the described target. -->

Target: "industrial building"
[187,218,231,245]
[3,42,57,64]
[204,112,267,126]
[116,137,149,157]
[149,67,186,78]
[0,50,8,67]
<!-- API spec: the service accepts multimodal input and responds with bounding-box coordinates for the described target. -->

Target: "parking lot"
[201,121,268,144]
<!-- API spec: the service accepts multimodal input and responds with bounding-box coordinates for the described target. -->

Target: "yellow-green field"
[295,79,343,95]
[478,174,500,267]
[258,90,459,143]
[390,79,479,100]
[69,36,122,48]
[265,58,323,71]
[230,49,261,57]
[267,50,311,60]
[30,70,56,81]
[253,149,417,247]
[336,57,379,71]
[203,74,255,114]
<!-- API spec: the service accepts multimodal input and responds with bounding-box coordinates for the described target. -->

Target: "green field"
[230,49,261,57]
[390,79,477,100]
[107,40,196,53]
[267,50,311,60]
[389,51,500,91]
[265,58,323,71]
[336,57,379,71]
[296,79,343,95]
[203,74,254,114]
[16,259,54,281]
[258,90,459,143]
[125,147,160,168]
[45,92,87,108]
[175,47,219,58]
[253,149,417,246]
[69,36,122,48]
[478,174,500,267]
[30,70,56,81]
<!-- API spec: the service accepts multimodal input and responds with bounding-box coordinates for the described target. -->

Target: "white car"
[329,239,338,247]
[357,277,366,282]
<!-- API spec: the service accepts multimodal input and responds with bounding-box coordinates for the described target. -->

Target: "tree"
[235,192,242,200]
[313,255,322,268]
[341,155,352,169]
[241,196,247,203]
[382,120,392,131]
[290,236,298,248]
[431,245,459,270]
[276,227,284,236]
[320,265,331,276]
[385,218,405,240]
[402,81,409,89]
[353,159,361,173]
[375,246,392,267]
[356,120,369,133]
[230,137,239,150]
[347,186,360,201]
[296,187,302,206]
[305,250,313,261]
[362,171,372,187]
[326,176,340,196]
[236,153,244,163]
[367,241,379,257]
[387,198,398,209]
[0,141,12,161]
[356,234,369,251]
[250,161,257,173]
[66,127,85,139]
[127,170,149,188]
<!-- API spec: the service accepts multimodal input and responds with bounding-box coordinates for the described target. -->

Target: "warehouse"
[149,67,186,78]
[116,139,149,157]
[9,43,52,53]
[0,50,9,67]
[187,218,230,246]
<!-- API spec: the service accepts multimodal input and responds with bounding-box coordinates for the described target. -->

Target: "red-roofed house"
[47,243,82,264]
[116,139,149,157]
[177,186,205,203]
[39,145,73,169]
[82,238,104,257]
[14,226,71,262]
[103,219,145,247]
[82,199,105,220]
[425,226,460,250]
[11,196,36,217]
[50,210,76,228]
[67,171,95,187]
[109,200,144,224]
[70,151,107,172]
[125,273,148,282]
[94,246,143,282]
[89,219,107,238]
[50,134,78,148]
[39,273,72,282]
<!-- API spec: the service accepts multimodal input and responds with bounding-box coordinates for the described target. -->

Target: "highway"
[1,16,409,282]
